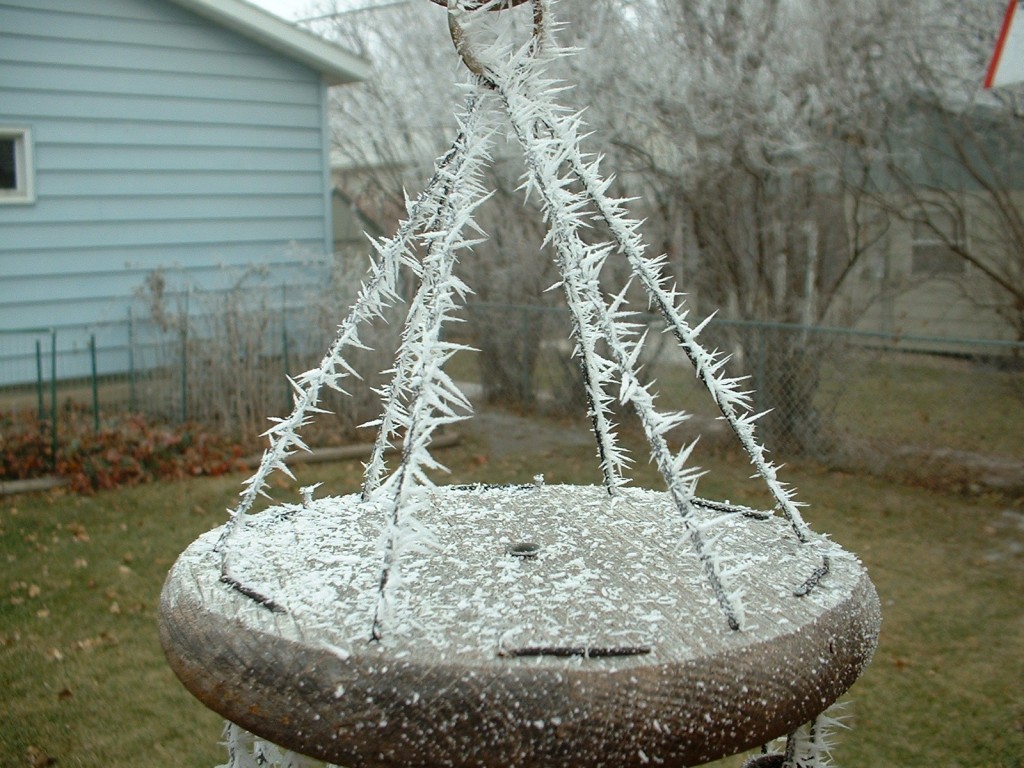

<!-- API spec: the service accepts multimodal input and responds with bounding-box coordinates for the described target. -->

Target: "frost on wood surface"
[162,485,877,768]
[172,485,857,660]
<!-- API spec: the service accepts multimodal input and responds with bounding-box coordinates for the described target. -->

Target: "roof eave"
[168,0,370,85]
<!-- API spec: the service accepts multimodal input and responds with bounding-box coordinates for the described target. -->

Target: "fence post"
[755,326,767,416]
[180,291,189,423]
[282,284,291,415]
[35,339,44,420]
[49,330,57,469]
[89,334,100,430]
[521,306,531,403]
[128,307,137,413]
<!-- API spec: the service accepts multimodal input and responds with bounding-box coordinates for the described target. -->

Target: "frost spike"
[493,38,742,628]
[215,87,494,610]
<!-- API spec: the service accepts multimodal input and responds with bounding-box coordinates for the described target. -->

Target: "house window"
[0,128,35,204]
[911,210,963,275]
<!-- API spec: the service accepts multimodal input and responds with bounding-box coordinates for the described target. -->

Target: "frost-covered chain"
[221,722,342,768]
[448,3,626,491]
[361,89,489,498]
[540,81,814,547]
[368,88,495,642]
[562,276,633,492]
[555,117,835,594]
[493,46,744,630]
[511,21,831,594]
[215,89,491,607]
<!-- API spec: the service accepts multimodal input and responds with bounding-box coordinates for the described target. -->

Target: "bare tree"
[548,0,912,453]
[317,1,1007,450]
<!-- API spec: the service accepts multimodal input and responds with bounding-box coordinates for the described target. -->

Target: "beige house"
[843,195,1016,342]
[837,98,1023,345]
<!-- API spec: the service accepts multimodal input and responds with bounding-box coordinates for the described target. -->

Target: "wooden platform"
[159,484,880,767]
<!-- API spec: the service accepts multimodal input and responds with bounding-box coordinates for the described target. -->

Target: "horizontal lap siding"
[0,0,335,381]
[0,258,324,329]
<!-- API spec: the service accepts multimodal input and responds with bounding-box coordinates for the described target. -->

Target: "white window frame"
[910,207,964,276]
[0,127,36,205]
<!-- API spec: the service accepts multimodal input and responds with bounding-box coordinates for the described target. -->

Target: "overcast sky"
[248,0,420,23]
[248,0,308,21]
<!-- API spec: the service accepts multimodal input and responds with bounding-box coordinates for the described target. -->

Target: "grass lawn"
[822,353,1024,459]
[1,423,1022,767]
[452,342,1024,458]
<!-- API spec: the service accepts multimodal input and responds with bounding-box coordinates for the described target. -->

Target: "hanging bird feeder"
[159,2,880,766]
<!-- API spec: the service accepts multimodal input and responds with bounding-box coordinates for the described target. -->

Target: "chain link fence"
[2,299,1022,494]
[453,303,1024,495]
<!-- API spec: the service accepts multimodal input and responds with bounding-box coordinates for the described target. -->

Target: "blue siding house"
[0,0,368,383]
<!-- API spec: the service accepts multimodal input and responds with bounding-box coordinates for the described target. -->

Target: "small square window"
[0,127,35,204]
[911,210,963,276]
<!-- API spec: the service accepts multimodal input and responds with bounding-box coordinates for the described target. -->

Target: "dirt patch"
[835,436,1024,497]
[461,408,593,459]
[461,396,1024,499]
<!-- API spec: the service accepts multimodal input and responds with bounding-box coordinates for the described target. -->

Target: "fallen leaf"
[36,609,50,619]
[71,633,116,652]
[28,584,40,598]
[57,687,73,701]
[26,745,57,767]
[108,602,121,614]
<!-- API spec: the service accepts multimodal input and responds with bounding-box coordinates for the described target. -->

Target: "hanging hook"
[445,0,546,87]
